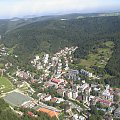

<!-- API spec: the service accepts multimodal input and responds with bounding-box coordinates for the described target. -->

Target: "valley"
[0,13,120,120]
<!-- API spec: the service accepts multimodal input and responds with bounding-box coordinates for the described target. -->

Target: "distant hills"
[0,12,120,35]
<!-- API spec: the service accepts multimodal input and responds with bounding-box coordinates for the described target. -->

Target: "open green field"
[80,41,114,72]
[0,77,14,93]
[0,63,4,68]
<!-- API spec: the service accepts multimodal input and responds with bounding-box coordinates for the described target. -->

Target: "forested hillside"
[1,15,120,83]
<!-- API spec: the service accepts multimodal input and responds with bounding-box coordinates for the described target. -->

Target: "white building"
[72,91,78,99]
[35,55,40,61]
[73,114,86,120]
[44,54,49,65]
[102,84,113,101]
[43,95,52,101]
[66,90,72,99]
[80,83,89,92]
[79,116,86,120]
[102,89,113,101]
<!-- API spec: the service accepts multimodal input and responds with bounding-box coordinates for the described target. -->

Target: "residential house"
[73,114,86,120]
[51,97,58,103]
[98,99,112,107]
[57,88,65,98]
[102,85,113,102]
[66,90,72,99]
[79,83,89,93]
[66,69,79,81]
[43,94,52,101]
[72,90,78,99]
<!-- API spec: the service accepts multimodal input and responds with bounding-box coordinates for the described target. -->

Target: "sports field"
[0,77,14,93]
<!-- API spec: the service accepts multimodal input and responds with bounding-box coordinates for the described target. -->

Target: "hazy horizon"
[0,0,120,19]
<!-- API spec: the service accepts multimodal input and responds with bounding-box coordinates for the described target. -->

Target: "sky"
[0,0,120,18]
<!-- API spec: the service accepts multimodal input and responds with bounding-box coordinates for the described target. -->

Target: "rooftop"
[4,92,32,107]
[37,108,59,118]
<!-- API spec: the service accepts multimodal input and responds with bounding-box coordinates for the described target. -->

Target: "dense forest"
[0,15,120,86]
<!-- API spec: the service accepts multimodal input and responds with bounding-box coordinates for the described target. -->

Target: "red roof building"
[37,108,59,118]
[51,97,58,103]
[51,78,61,84]
[98,99,112,107]
[28,111,34,116]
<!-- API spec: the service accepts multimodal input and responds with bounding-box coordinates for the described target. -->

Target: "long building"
[4,92,32,107]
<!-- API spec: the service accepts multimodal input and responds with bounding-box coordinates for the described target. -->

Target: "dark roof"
[4,92,32,107]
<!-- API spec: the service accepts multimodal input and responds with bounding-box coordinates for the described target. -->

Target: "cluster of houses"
[31,46,78,79]
[43,69,116,109]
[0,46,14,77]
[0,46,17,58]
[16,70,31,80]
[12,64,120,120]
[13,53,119,119]
[56,80,114,107]
[1,45,120,120]
[37,93,65,104]
[0,47,9,56]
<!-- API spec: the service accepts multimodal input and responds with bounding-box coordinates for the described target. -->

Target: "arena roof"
[4,92,32,107]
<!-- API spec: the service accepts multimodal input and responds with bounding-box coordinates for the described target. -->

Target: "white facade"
[44,95,52,101]
[102,89,113,101]
[79,116,86,120]
[80,83,89,92]
[72,91,78,99]
[44,54,49,64]
[66,91,72,99]
[35,55,40,61]
[73,114,86,120]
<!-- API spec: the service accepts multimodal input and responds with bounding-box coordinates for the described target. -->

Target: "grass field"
[0,63,4,68]
[80,41,114,72]
[0,77,14,93]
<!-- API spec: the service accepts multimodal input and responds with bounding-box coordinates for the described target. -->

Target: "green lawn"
[104,41,114,48]
[0,77,14,93]
[0,63,4,68]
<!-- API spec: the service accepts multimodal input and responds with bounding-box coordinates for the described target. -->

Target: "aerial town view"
[0,0,120,120]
